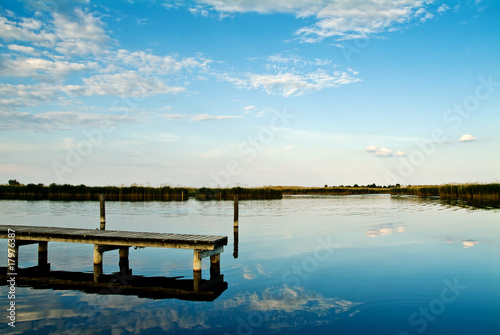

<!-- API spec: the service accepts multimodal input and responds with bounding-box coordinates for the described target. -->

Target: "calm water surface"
[0,195,499,334]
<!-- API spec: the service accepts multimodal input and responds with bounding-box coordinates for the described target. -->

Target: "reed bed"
[390,183,500,200]
[195,187,283,200]
[0,184,188,201]
[279,187,390,195]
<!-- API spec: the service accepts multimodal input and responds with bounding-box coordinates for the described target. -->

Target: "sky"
[0,0,499,188]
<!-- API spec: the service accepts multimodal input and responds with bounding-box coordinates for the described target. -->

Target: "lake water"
[0,195,499,335]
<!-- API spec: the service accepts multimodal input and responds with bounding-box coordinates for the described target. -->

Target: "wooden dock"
[0,224,227,292]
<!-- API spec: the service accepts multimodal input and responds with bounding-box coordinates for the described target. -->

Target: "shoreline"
[0,183,498,202]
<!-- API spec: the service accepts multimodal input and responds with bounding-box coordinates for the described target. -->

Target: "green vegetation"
[2,181,497,202]
[390,183,500,200]
[0,183,281,201]
[194,187,282,200]
[0,183,187,201]
[276,186,390,195]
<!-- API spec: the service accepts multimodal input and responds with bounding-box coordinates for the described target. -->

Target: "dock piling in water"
[38,241,49,270]
[99,194,106,230]
[234,195,239,227]
[233,227,238,259]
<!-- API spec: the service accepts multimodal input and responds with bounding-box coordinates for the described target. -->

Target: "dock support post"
[233,226,239,259]
[234,194,239,227]
[100,194,106,230]
[193,250,202,292]
[38,241,49,271]
[93,245,103,283]
[119,247,130,275]
[210,254,220,279]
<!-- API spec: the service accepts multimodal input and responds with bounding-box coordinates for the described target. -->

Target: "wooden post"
[193,250,202,272]
[181,191,184,202]
[99,194,106,230]
[93,245,103,282]
[119,247,130,274]
[210,254,220,279]
[38,241,49,271]
[193,270,201,293]
[233,227,239,259]
[193,250,202,292]
[233,194,239,227]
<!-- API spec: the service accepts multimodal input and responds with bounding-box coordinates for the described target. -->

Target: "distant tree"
[8,179,21,186]
[353,184,359,188]
[395,184,401,188]
[324,184,328,188]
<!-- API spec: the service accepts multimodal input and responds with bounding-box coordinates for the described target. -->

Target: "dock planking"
[0,225,227,250]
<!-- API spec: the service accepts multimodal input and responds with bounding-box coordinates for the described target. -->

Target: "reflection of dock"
[0,224,227,292]
[0,266,227,301]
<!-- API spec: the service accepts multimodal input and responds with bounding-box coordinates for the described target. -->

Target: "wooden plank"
[0,225,227,250]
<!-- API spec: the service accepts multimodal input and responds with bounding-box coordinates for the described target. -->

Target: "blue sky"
[0,0,499,187]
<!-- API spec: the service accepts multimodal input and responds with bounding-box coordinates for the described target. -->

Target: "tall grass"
[0,184,188,201]
[390,183,500,200]
[195,187,283,200]
[278,187,390,195]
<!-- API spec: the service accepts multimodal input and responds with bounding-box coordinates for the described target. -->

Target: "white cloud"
[194,0,438,41]
[419,12,434,23]
[437,4,450,13]
[394,150,406,157]
[244,105,256,113]
[0,9,109,56]
[223,286,362,316]
[7,44,40,56]
[189,6,210,17]
[136,18,151,25]
[364,144,379,153]
[365,144,405,157]
[191,114,243,121]
[66,72,186,97]
[114,49,212,75]
[163,113,243,121]
[0,57,94,82]
[266,53,333,71]
[201,148,222,158]
[162,2,184,10]
[373,147,392,157]
[0,16,56,46]
[196,0,324,16]
[462,240,478,248]
[164,113,187,120]
[256,107,276,117]
[220,52,359,96]
[0,83,63,108]
[0,110,136,131]
[52,9,110,56]
[226,70,360,97]
[459,134,476,142]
